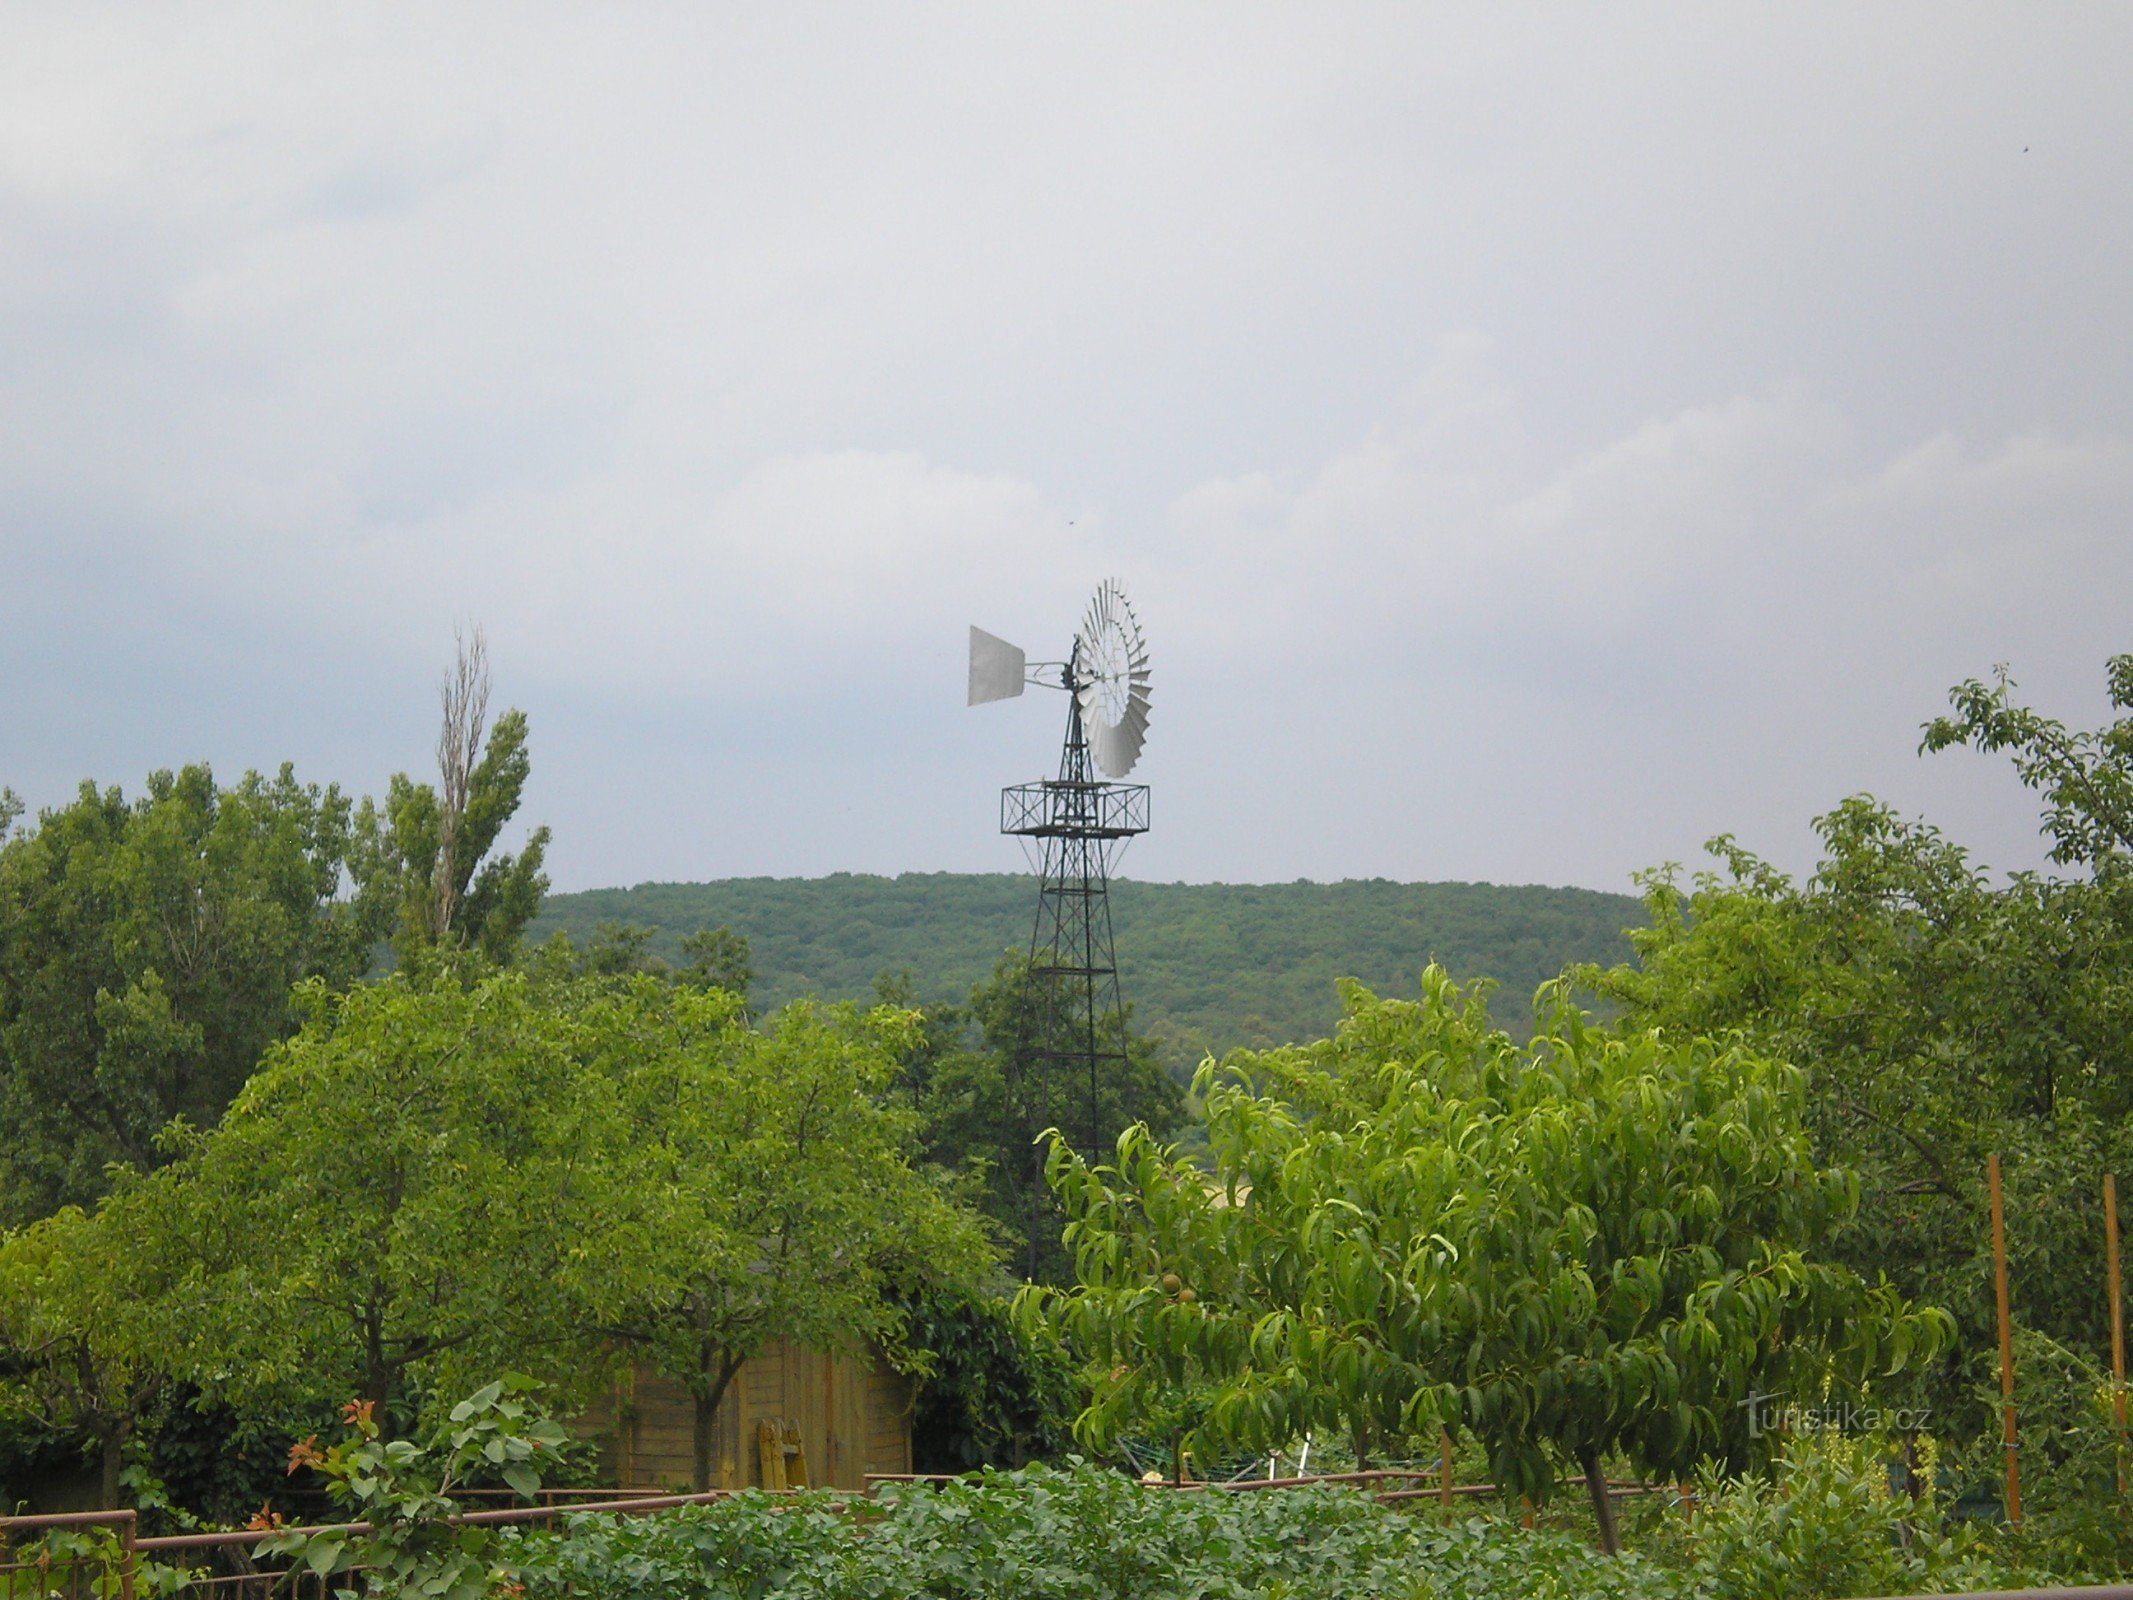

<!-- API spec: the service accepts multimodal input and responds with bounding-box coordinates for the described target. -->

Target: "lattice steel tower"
[967,580,1152,1272]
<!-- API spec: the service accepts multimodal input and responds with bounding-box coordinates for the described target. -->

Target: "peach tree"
[1028,968,1949,1552]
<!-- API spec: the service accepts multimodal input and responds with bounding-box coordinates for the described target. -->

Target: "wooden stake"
[1439,1429,1453,1509]
[2108,1173,2126,1500]
[1989,1153,2021,1528]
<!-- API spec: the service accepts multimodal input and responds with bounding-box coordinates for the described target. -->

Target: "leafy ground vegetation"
[6,1393,2100,1600]
[492,1450,2096,1600]
[506,1468,1684,1600]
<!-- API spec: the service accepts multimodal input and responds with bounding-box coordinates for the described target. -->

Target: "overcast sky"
[3,6,2129,896]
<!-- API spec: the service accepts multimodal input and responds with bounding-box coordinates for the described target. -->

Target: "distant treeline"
[529,874,1646,1063]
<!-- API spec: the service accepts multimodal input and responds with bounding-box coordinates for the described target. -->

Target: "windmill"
[968,578,1152,1271]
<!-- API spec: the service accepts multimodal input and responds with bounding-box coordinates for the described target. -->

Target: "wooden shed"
[577,1342,913,1492]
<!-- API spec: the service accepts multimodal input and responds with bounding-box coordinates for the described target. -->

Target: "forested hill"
[530,875,1646,1061]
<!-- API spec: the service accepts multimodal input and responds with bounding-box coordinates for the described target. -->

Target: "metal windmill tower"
[967,579,1152,1268]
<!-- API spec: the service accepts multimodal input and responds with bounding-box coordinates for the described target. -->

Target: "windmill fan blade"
[1073,576,1153,777]
[967,626,1026,706]
[1093,719,1146,779]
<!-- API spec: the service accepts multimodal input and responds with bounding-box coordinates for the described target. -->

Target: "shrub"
[1938,1329,2133,1582]
[900,1286,1080,1473]
[1673,1438,2004,1600]
[261,1380,567,1600]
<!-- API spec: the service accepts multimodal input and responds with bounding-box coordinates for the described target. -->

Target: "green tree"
[165,971,605,1424]
[1579,655,2133,1445]
[526,921,753,1000]
[677,925,754,1002]
[1924,655,2133,873]
[359,630,549,965]
[566,986,994,1489]
[898,1283,1078,1473]
[1033,969,1945,1552]
[573,921,660,977]
[0,1193,176,1507]
[0,764,376,1224]
[885,953,1183,1283]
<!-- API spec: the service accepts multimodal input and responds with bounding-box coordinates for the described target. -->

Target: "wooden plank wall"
[577,1342,912,1491]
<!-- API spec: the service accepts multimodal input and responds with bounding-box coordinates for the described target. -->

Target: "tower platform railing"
[1001,779,1149,838]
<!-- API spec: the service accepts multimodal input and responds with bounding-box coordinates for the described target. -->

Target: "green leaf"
[303,1534,344,1577]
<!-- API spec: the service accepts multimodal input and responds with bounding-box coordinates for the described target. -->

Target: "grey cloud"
[1,6,2128,899]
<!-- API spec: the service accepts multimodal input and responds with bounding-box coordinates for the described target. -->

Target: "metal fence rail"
[2,1493,764,1600]
[868,1465,1664,1505]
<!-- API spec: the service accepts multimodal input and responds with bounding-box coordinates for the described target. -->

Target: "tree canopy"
[1032,969,1945,1551]
[530,875,1646,1061]
[163,971,608,1422]
[1579,655,2133,1430]
[0,1195,177,1507]
[359,630,550,966]
[566,983,994,1487]
[0,637,552,1230]
[881,951,1184,1283]
[0,765,376,1224]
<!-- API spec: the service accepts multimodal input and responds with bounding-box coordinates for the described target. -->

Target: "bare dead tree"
[432,624,491,939]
